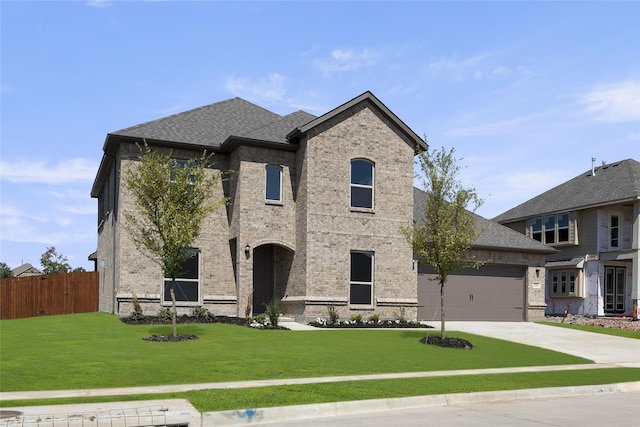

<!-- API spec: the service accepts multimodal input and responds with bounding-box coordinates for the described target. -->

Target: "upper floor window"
[531,213,570,245]
[610,215,619,248]
[350,159,374,209]
[265,165,282,202]
[170,159,195,184]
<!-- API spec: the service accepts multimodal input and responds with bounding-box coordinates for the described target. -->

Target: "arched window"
[265,164,282,202]
[350,159,374,209]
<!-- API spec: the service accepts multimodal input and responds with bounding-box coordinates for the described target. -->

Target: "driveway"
[441,321,640,366]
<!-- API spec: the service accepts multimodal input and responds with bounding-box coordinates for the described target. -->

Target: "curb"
[200,382,640,426]
[3,383,639,427]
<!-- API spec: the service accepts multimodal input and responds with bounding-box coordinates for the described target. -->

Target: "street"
[252,392,640,427]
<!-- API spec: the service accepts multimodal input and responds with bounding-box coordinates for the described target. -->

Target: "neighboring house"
[414,188,556,321]
[11,263,42,277]
[91,91,428,321]
[494,159,640,318]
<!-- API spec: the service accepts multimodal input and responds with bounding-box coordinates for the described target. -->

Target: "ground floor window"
[163,248,199,303]
[350,251,373,305]
[550,269,580,297]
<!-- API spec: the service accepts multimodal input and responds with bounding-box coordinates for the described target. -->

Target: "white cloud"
[0,158,98,184]
[313,48,377,75]
[445,110,551,137]
[226,73,286,102]
[580,80,640,123]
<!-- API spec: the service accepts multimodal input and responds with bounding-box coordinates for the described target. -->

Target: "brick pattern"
[98,101,419,321]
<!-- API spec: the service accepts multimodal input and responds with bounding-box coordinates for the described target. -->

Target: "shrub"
[191,305,214,321]
[327,304,339,325]
[393,307,407,323]
[350,314,364,324]
[265,300,281,327]
[368,313,380,324]
[129,294,145,321]
[158,307,172,322]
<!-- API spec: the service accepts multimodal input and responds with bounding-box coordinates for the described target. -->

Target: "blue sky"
[1,1,639,272]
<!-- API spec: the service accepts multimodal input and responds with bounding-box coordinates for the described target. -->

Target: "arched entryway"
[252,243,294,314]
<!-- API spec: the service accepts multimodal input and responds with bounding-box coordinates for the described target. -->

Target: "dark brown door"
[253,245,274,314]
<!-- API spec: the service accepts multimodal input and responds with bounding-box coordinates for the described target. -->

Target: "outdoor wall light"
[245,244,251,258]
[535,268,540,278]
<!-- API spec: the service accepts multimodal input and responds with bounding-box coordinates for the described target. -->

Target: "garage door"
[417,264,526,321]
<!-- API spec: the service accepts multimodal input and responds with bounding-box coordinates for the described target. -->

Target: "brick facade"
[93,93,425,321]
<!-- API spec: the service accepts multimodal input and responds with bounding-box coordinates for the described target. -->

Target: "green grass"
[538,321,640,339]
[2,368,638,411]
[0,313,594,393]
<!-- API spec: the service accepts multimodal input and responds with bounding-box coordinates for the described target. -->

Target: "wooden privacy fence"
[0,271,99,320]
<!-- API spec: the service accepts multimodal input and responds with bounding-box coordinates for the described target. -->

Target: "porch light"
[245,244,251,257]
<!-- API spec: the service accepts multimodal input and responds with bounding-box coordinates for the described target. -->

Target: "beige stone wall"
[113,143,236,317]
[296,102,417,321]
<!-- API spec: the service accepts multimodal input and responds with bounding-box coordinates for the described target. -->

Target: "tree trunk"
[170,280,177,338]
[440,280,446,340]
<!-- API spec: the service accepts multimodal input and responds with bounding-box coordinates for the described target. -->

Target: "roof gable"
[287,91,427,153]
[494,159,640,223]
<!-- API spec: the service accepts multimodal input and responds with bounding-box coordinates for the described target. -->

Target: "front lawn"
[538,321,640,339]
[0,313,593,393]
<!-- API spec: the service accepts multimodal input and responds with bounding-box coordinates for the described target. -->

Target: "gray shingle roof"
[494,159,640,223]
[111,98,316,148]
[413,187,556,254]
[11,263,42,277]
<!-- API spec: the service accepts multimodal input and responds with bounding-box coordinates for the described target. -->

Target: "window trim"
[162,248,200,305]
[265,164,283,204]
[530,212,572,245]
[549,268,583,298]
[350,159,375,211]
[610,213,620,249]
[349,250,374,307]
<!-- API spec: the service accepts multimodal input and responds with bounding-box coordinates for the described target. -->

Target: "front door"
[252,245,274,314]
[605,267,625,314]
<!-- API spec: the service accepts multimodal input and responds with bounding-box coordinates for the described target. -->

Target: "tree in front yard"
[122,143,225,339]
[402,146,483,340]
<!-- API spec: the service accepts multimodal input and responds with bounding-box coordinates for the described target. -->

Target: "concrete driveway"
[440,321,640,366]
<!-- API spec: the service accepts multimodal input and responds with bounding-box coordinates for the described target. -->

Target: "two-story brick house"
[494,159,640,319]
[91,91,428,321]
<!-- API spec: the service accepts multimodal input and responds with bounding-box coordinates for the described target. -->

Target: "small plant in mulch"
[420,336,474,349]
[309,305,433,329]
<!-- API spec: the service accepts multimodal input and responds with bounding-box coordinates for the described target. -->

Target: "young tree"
[123,144,224,338]
[402,146,483,340]
[0,262,12,278]
[40,246,72,274]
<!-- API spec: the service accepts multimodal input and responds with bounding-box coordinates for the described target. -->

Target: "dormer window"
[350,159,374,210]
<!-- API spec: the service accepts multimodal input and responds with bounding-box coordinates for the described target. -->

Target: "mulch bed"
[309,320,434,329]
[420,336,474,349]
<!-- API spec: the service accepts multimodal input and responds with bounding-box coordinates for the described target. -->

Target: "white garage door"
[418,264,526,321]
